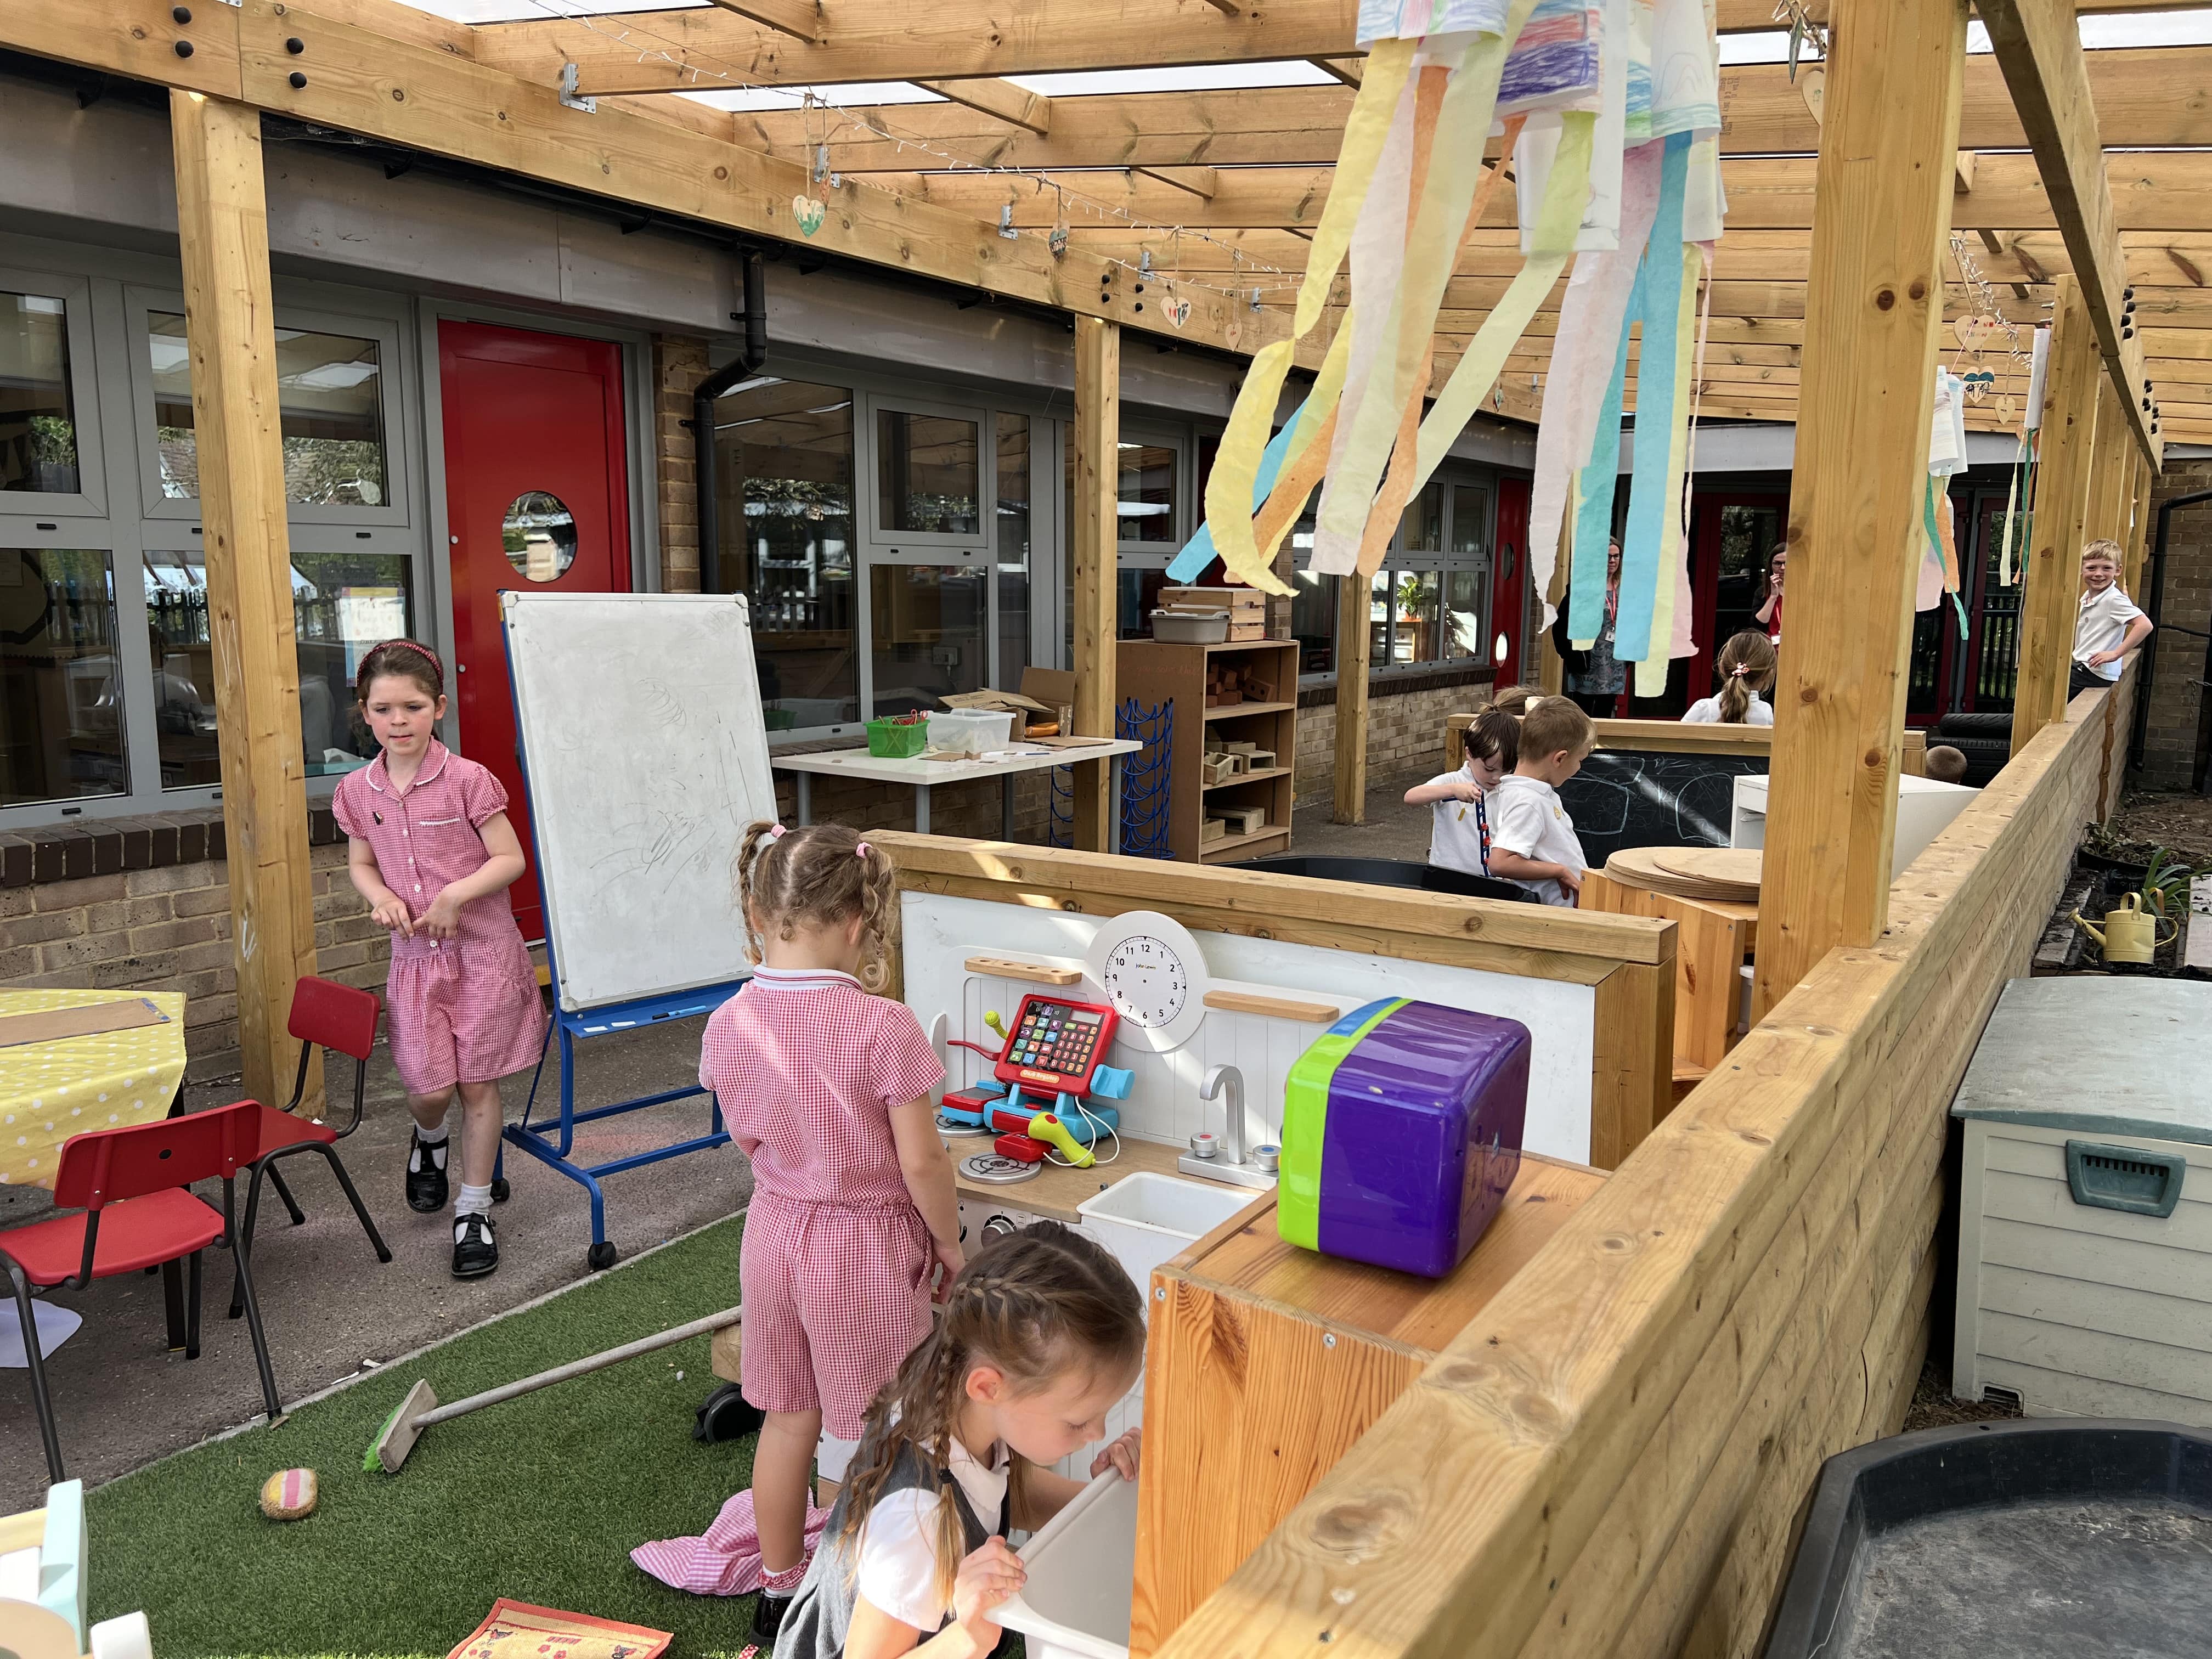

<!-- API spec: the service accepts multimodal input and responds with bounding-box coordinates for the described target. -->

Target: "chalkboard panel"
[1562,751,1769,870]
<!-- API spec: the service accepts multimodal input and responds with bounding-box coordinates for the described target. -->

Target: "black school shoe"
[749,1589,794,1650]
[406,1130,449,1213]
[452,1212,499,1279]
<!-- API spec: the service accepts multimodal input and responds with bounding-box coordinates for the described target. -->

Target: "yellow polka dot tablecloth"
[0,989,188,1190]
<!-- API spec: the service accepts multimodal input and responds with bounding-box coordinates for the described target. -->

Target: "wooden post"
[2083,378,2130,552]
[2125,445,2154,596]
[1536,519,1570,696]
[2011,275,2101,756]
[1332,569,1370,824]
[169,91,323,1115]
[1071,315,1119,852]
[1754,0,1968,1019]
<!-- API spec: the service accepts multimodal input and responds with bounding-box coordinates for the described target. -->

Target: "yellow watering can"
[2072,892,2177,965]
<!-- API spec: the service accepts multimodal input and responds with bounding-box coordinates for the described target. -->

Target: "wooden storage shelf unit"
[1131,1154,1610,1655]
[1120,638,1299,865]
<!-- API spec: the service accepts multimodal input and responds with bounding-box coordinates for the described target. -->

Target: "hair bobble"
[855,841,872,860]
[1729,664,1751,678]
[768,823,787,840]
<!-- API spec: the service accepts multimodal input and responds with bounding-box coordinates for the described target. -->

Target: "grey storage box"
[1951,977,2212,1424]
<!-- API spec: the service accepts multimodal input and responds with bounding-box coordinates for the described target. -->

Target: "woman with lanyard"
[1756,544,1787,646]
[1554,539,1626,718]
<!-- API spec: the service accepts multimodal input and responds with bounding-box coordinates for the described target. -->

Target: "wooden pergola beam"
[2013,275,2103,755]
[913,77,1052,134]
[168,88,324,1116]
[1979,0,2160,467]
[1754,0,1967,1014]
[704,0,827,42]
[1071,316,1119,853]
[1333,574,1370,825]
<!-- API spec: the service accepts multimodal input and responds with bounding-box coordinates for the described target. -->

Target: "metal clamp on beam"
[557,63,596,113]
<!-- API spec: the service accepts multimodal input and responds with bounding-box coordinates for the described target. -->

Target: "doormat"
[446,1599,673,1659]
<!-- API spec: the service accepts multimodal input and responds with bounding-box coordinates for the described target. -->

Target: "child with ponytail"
[698,822,961,1646]
[775,1222,1146,1659]
[1683,630,1778,726]
[334,640,544,1280]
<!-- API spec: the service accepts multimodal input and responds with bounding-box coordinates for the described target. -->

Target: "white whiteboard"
[902,893,1599,1164]
[503,592,776,1012]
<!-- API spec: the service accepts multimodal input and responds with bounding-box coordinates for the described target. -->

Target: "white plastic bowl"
[991,1468,1139,1659]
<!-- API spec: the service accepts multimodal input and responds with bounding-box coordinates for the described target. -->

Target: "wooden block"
[1222,741,1261,755]
[1244,749,1277,771]
[1201,990,1341,1023]
[964,956,1081,985]
[1224,806,1267,836]
[1201,755,1237,786]
[1229,623,1267,640]
[1227,753,1250,776]
[259,1468,318,1520]
[1201,816,1228,843]
[710,1322,743,1384]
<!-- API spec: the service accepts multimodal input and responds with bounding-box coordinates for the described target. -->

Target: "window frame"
[126,286,413,531]
[0,264,108,521]
[861,390,993,554]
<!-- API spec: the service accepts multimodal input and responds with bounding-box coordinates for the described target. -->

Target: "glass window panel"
[1369,570,1393,664]
[877,409,980,536]
[1118,442,1176,544]
[503,491,577,582]
[1713,502,1785,649]
[996,414,1030,686]
[713,378,859,731]
[148,312,388,506]
[870,565,988,719]
[1,293,79,495]
[1444,568,1485,661]
[1450,485,1489,557]
[1119,568,1170,640]
[1291,568,1336,675]
[1394,571,1442,664]
[1400,481,1444,554]
[0,549,126,806]
[143,549,414,787]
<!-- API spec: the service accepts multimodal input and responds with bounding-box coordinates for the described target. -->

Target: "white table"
[773,740,1145,839]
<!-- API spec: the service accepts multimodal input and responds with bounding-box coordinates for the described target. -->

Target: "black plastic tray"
[1238,855,1536,903]
[1762,1419,2212,1658]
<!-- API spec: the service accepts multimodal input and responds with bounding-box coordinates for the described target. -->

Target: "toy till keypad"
[994,994,1120,1094]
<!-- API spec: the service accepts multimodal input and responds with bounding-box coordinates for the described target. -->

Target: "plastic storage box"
[1951,977,2212,1423]
[924,708,1015,755]
[1278,998,1530,1277]
[865,716,929,758]
[1077,1172,1256,1293]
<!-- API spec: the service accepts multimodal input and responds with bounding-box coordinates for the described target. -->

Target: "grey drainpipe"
[693,250,769,595]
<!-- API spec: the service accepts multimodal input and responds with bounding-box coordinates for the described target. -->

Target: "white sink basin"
[1079,1172,1258,1290]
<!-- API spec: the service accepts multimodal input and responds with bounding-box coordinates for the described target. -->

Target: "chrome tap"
[1178,1063,1279,1190]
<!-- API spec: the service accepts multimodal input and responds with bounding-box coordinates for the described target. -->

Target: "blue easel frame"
[495,602,748,1269]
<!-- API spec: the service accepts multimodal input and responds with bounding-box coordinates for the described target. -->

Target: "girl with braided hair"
[334,640,544,1280]
[699,821,960,1646]
[774,1221,1146,1659]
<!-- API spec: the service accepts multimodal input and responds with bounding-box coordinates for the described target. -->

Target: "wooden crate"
[1130,1156,1609,1655]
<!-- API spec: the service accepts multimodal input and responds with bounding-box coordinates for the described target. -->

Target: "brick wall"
[653,335,709,595]
[2137,458,2212,790]
[0,814,390,1082]
[1295,671,1495,806]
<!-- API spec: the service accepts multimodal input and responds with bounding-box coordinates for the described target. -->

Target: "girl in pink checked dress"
[697,821,961,1649]
[333,640,546,1282]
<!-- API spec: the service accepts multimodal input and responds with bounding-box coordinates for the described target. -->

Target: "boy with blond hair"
[1487,696,1596,906]
[2071,539,2152,697]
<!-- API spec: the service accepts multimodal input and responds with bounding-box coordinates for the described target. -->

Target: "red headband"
[374,639,444,678]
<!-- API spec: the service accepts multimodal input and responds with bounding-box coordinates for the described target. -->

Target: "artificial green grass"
[88,1214,761,1659]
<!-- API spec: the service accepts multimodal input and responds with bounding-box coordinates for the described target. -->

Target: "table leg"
[915,784,931,835]
[1002,775,1015,842]
[794,771,812,826]
[1109,753,1122,855]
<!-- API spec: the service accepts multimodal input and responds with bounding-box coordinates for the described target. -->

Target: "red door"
[1492,477,1531,687]
[438,321,631,940]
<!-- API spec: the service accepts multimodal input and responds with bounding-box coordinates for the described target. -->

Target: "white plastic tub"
[992,1468,1139,1659]
[926,709,1017,755]
[1077,1171,1256,1293]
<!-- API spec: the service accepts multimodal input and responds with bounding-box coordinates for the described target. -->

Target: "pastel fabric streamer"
[1202,38,1417,591]
[1637,239,1705,695]
[1613,132,1692,672]
[1528,139,1665,627]
[1569,262,1638,640]
[1361,0,1512,40]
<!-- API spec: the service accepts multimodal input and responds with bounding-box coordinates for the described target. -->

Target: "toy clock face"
[1086,911,1208,1052]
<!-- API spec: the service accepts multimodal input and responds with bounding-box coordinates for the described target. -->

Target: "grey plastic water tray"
[1950,978,2212,1147]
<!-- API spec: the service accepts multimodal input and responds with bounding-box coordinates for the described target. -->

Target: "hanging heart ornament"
[1799,68,1825,125]
[1163,295,1192,330]
[792,195,827,237]
[1223,317,1244,351]
[1999,393,2017,424]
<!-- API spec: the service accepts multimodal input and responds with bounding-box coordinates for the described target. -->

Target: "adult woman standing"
[1755,544,1787,645]
[1555,539,1626,717]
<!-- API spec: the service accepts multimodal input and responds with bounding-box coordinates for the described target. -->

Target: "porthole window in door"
[503,491,577,582]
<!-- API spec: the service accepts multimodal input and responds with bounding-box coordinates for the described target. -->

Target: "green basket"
[867,717,930,758]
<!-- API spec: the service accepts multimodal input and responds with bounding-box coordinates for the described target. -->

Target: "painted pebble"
[259,1466,318,1521]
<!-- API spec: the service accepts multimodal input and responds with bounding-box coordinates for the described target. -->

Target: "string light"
[515,0,1311,307]
[1948,231,2036,389]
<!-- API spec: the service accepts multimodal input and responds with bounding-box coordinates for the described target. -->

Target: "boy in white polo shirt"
[2071,539,2152,697]
[1487,696,1597,907]
[1405,707,1519,879]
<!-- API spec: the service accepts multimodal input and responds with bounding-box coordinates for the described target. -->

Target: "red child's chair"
[0,1099,283,1483]
[224,975,392,1321]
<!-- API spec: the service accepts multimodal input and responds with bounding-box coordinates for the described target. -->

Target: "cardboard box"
[1223,806,1267,836]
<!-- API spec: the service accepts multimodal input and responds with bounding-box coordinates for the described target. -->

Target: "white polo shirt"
[1423,765,1492,877]
[2074,585,2146,682]
[855,1434,1011,1630]
[1487,774,1587,907]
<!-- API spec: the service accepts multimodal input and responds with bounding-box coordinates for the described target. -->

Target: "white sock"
[411,1123,449,1173]
[454,1183,493,1224]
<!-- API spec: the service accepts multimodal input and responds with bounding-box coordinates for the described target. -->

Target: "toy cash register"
[938,992,1133,1161]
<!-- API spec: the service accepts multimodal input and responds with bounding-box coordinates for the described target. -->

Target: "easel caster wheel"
[587,1240,618,1272]
[693,1381,764,1443]
[490,1178,511,1203]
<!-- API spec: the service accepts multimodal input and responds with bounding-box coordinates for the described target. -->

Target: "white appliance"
[1952,978,2212,1423]
[1731,772,1977,878]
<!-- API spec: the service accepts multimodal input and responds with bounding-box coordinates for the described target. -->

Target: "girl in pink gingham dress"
[332,640,545,1282]
[697,821,960,1648]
